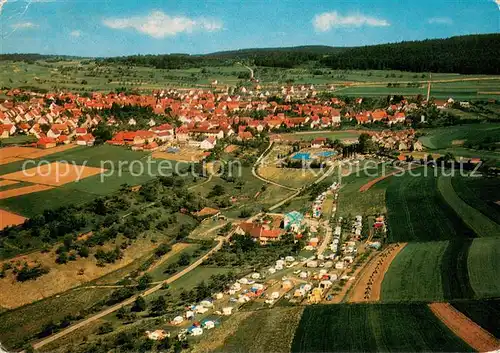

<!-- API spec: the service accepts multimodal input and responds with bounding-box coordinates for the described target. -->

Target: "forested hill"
[320,34,500,74]
[2,34,499,74]
[101,34,500,73]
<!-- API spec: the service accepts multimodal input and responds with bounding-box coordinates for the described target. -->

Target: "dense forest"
[2,34,499,74]
[99,34,500,73]
[320,34,500,74]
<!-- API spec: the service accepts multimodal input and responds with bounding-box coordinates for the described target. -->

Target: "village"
[0,87,457,159]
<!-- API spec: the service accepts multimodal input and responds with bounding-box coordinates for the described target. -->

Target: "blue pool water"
[315,151,336,157]
[292,153,311,160]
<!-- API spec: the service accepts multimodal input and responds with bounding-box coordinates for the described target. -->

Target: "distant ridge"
[1,34,499,74]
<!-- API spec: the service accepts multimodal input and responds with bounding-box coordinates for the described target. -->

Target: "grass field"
[3,59,499,99]
[451,176,500,226]
[467,236,500,298]
[279,131,361,142]
[452,299,500,339]
[0,287,114,350]
[291,304,472,352]
[381,241,448,302]
[382,236,500,302]
[213,307,304,353]
[148,243,203,282]
[437,176,500,237]
[0,144,189,216]
[337,162,393,217]
[385,173,475,242]
[418,123,500,150]
[440,239,475,300]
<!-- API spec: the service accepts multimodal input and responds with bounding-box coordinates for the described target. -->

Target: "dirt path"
[188,173,213,191]
[30,233,232,351]
[325,251,378,304]
[348,243,406,303]
[428,303,500,352]
[359,166,421,192]
[252,142,299,192]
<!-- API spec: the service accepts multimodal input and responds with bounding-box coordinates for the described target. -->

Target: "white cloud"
[103,10,223,38]
[427,17,453,25]
[10,21,38,30]
[70,30,82,37]
[313,11,390,32]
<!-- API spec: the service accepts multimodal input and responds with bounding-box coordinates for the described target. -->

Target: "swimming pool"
[292,152,311,160]
[315,151,336,158]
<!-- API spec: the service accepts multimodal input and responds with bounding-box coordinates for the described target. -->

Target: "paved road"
[31,233,231,351]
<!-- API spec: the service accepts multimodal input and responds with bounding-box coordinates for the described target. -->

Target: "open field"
[440,239,475,300]
[385,173,475,242]
[148,243,202,282]
[452,299,500,339]
[278,130,360,142]
[419,124,500,150]
[0,287,114,349]
[0,183,54,199]
[291,304,472,352]
[382,236,500,302]
[0,161,105,186]
[4,59,498,96]
[213,307,304,353]
[381,241,448,302]
[437,175,500,237]
[337,162,394,217]
[428,302,499,352]
[0,208,26,229]
[152,147,207,162]
[0,144,189,216]
[451,176,500,225]
[0,179,20,187]
[258,165,320,189]
[0,235,157,309]
[467,236,500,298]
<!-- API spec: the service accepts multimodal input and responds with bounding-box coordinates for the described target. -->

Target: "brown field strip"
[1,162,105,186]
[0,184,54,200]
[21,143,77,159]
[0,144,77,165]
[324,251,378,304]
[0,156,25,166]
[348,243,407,303]
[428,303,500,352]
[0,209,27,229]
[152,149,206,162]
[359,166,421,192]
[0,179,20,187]
[0,146,39,161]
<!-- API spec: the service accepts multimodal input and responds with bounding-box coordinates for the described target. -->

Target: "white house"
[200,136,216,150]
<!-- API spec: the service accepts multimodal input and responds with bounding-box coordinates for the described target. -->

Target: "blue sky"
[0,0,498,57]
